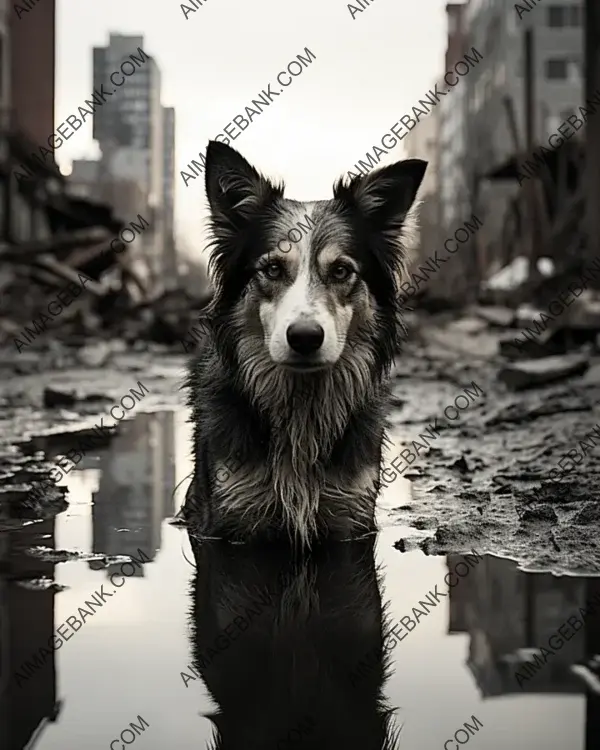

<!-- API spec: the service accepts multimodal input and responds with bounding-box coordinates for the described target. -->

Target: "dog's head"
[203,141,426,374]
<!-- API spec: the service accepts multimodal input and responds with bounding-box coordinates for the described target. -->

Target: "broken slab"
[498,328,563,360]
[473,306,515,329]
[558,296,600,331]
[498,353,590,391]
[43,387,77,409]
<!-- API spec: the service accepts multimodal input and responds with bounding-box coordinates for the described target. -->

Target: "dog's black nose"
[286,321,324,355]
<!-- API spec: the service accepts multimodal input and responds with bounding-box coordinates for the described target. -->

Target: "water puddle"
[1,410,599,749]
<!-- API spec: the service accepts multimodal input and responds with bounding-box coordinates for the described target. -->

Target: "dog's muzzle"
[283,321,328,370]
[286,321,324,355]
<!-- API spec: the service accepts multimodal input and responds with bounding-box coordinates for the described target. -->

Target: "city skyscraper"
[91,33,175,287]
[162,106,177,284]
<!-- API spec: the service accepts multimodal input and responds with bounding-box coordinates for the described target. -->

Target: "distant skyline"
[56,0,449,261]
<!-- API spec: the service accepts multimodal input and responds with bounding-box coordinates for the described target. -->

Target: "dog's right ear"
[204,141,282,232]
[334,159,427,231]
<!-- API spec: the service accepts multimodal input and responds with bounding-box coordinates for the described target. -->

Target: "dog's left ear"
[204,141,281,231]
[335,159,427,230]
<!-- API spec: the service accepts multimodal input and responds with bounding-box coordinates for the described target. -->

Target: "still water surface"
[1,410,599,750]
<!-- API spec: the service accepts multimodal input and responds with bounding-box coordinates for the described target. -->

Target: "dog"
[181,140,426,546]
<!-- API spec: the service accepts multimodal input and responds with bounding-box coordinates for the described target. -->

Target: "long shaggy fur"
[182,141,427,547]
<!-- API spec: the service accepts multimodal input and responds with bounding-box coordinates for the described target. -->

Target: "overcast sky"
[56,0,449,260]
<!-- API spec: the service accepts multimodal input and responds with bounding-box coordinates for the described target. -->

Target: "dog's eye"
[330,263,353,282]
[261,261,284,280]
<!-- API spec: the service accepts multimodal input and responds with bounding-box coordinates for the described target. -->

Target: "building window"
[545,58,569,79]
[548,5,584,27]
[548,6,565,27]
[568,5,583,26]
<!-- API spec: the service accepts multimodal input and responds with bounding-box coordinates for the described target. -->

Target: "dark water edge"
[1,409,599,750]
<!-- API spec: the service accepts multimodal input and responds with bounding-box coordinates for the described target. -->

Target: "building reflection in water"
[0,410,177,749]
[89,411,177,576]
[447,553,600,749]
[0,512,61,750]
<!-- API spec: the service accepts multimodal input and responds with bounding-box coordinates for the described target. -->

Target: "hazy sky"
[56,0,449,259]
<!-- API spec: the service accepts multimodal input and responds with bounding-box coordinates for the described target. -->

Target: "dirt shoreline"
[1,320,599,575]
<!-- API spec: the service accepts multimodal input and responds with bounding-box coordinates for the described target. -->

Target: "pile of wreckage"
[452,253,600,392]
[481,254,600,391]
[0,128,212,360]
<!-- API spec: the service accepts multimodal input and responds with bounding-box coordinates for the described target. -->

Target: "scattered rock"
[15,578,68,592]
[413,516,438,530]
[498,329,561,360]
[451,455,470,473]
[27,547,82,563]
[458,490,490,502]
[82,393,112,403]
[474,306,515,329]
[404,470,424,478]
[449,317,489,335]
[571,502,600,525]
[43,387,77,409]
[434,522,481,546]
[76,341,114,368]
[498,354,589,391]
[561,297,600,330]
[520,505,558,523]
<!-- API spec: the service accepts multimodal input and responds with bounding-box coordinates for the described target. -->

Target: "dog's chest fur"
[186,340,387,545]
[212,434,381,542]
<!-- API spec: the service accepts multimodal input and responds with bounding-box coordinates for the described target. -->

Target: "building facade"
[463,0,585,279]
[8,0,55,149]
[438,3,470,234]
[402,79,443,287]
[162,106,177,284]
[92,34,168,286]
[465,0,584,172]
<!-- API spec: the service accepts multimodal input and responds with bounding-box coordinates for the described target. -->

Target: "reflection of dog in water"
[185,534,401,749]
[180,140,427,547]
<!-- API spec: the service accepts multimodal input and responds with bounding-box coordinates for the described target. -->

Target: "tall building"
[0,517,62,750]
[162,106,177,285]
[402,79,442,280]
[3,0,58,245]
[438,3,470,234]
[92,34,166,286]
[8,0,55,149]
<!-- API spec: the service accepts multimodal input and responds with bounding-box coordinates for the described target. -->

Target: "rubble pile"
[0,199,212,355]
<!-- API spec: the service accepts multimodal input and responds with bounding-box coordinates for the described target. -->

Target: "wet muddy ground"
[387,316,600,575]
[1,315,599,575]
[1,320,600,749]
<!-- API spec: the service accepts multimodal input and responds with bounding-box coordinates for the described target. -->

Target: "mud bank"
[388,315,600,575]
[1,319,599,575]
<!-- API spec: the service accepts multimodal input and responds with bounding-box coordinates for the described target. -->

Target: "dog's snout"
[286,321,324,355]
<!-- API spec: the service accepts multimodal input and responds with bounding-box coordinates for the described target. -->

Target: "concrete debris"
[473,306,516,328]
[498,353,590,391]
